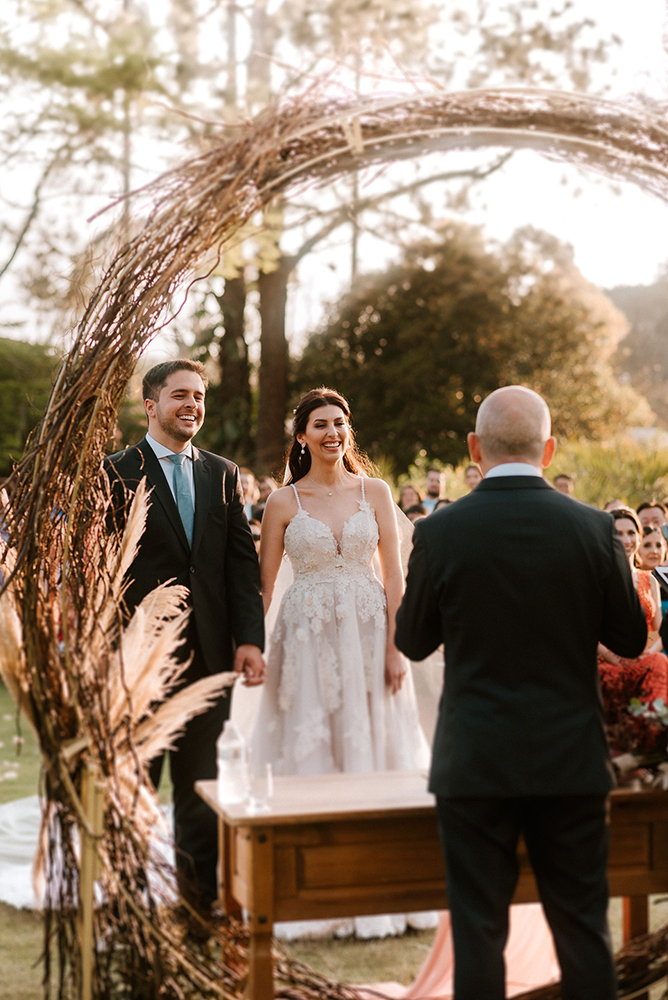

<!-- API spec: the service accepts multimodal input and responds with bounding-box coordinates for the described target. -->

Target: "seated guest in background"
[637,501,668,532]
[637,527,667,573]
[598,508,668,700]
[554,473,575,495]
[463,463,483,491]
[252,475,277,522]
[239,467,259,520]
[249,518,262,554]
[638,526,668,617]
[398,483,423,512]
[404,503,428,524]
[433,498,451,512]
[422,469,445,514]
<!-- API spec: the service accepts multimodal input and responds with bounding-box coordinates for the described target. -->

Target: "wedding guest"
[463,463,482,491]
[598,508,667,700]
[398,483,423,512]
[637,527,667,573]
[249,518,262,554]
[404,503,428,524]
[104,360,265,922]
[603,498,625,512]
[638,526,668,616]
[422,469,445,514]
[239,467,259,520]
[252,475,277,522]
[553,473,574,495]
[433,498,451,512]
[637,501,668,532]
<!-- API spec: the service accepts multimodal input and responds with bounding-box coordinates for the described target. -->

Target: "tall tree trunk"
[256,257,292,474]
[213,275,252,461]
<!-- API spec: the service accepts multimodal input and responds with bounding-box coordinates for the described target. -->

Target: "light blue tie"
[167,453,194,547]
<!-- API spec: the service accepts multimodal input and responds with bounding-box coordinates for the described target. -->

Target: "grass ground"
[0,684,42,804]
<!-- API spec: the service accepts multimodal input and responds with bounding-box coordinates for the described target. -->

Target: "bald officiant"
[396,386,647,1000]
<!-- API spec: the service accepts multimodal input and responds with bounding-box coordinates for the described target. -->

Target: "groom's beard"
[155,408,203,443]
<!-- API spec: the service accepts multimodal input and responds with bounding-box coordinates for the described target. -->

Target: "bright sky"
[2,0,668,349]
[288,1,668,349]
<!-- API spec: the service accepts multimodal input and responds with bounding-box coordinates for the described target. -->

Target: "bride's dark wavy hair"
[284,387,375,485]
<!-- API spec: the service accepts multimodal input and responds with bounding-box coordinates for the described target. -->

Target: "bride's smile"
[299,405,350,466]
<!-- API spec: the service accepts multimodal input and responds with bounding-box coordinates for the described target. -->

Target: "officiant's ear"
[541,436,557,468]
[467,432,482,466]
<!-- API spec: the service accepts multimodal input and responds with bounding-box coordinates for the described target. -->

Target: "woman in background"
[598,508,667,702]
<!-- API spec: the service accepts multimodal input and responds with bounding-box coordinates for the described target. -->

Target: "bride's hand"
[385,646,407,695]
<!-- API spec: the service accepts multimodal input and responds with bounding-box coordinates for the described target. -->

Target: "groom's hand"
[234,644,266,686]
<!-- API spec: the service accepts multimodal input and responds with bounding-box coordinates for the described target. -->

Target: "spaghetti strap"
[291,483,303,510]
[360,476,366,502]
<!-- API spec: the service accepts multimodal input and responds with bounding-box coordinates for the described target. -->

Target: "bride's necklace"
[307,472,347,497]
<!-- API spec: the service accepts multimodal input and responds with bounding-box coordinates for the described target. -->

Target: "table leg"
[622,896,649,1000]
[622,895,648,942]
[245,826,275,1000]
[247,930,274,1000]
[218,818,242,918]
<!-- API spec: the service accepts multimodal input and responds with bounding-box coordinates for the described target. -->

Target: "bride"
[250,386,429,778]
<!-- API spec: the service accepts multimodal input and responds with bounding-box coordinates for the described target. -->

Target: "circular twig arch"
[7,85,668,999]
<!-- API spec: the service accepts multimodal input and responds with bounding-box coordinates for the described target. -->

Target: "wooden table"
[196,771,668,1000]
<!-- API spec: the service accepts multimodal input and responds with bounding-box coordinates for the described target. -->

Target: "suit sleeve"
[395,524,442,661]
[224,465,265,651]
[600,523,648,657]
[661,608,668,652]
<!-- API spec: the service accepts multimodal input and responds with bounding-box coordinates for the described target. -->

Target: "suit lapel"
[136,439,191,554]
[192,445,211,557]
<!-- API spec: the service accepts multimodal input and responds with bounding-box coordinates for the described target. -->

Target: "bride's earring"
[300,443,306,456]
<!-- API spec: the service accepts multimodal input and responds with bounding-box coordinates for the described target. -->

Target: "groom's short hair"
[142,359,209,401]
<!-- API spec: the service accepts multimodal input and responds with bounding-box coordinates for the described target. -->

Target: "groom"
[105,359,265,916]
[396,386,647,1000]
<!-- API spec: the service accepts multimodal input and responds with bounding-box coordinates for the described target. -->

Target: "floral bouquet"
[600,665,668,787]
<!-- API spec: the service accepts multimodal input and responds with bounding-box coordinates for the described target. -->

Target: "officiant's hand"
[385,646,407,695]
[234,644,266,686]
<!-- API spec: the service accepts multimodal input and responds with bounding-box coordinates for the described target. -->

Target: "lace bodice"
[284,479,379,576]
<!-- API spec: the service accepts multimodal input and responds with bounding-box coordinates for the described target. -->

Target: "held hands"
[234,644,266,686]
[385,645,407,695]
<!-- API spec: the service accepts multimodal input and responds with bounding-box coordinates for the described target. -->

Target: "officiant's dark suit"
[396,387,647,1000]
[105,360,264,911]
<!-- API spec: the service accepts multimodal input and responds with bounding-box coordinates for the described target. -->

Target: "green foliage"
[549,438,668,510]
[296,223,651,474]
[0,338,59,477]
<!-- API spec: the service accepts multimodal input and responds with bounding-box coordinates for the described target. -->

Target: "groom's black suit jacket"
[105,438,264,674]
[395,475,647,798]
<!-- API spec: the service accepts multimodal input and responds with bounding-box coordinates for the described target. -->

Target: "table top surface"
[196,769,434,826]
[195,770,668,827]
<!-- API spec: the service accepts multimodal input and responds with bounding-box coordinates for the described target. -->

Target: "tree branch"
[0,156,59,284]
[291,150,513,265]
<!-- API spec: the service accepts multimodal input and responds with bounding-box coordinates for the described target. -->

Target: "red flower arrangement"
[600,664,668,776]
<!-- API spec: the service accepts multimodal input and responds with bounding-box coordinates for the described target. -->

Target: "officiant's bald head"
[468,386,555,472]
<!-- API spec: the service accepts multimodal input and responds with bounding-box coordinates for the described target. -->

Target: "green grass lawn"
[0,903,43,1000]
[0,682,172,805]
[0,684,42,804]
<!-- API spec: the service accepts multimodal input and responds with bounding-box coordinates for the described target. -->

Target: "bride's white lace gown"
[250,479,430,776]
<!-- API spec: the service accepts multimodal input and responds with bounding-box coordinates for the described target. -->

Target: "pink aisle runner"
[363,903,560,999]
